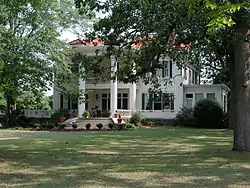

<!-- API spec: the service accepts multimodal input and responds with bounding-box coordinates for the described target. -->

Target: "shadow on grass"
[0,128,250,188]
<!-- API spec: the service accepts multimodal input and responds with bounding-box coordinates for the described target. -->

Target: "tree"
[75,0,250,151]
[0,0,91,126]
[16,90,52,110]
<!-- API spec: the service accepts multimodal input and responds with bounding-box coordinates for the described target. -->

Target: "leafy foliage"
[129,111,143,126]
[85,123,91,130]
[125,123,136,130]
[108,122,115,129]
[175,107,196,127]
[193,99,224,128]
[72,123,78,129]
[96,123,103,130]
[0,0,92,126]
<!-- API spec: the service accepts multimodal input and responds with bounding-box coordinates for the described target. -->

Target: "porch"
[65,88,137,118]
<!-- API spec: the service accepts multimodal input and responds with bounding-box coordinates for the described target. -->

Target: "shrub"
[96,123,103,130]
[129,111,143,126]
[72,123,78,129]
[43,123,54,130]
[117,123,126,130]
[126,123,136,130]
[58,123,66,130]
[51,109,69,122]
[193,99,224,128]
[86,123,91,130]
[83,110,90,118]
[108,122,115,129]
[174,107,196,127]
[141,119,153,126]
[0,114,8,128]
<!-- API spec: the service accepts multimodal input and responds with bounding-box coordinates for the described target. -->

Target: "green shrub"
[83,110,90,118]
[42,123,54,130]
[116,123,126,130]
[108,122,115,129]
[96,123,103,130]
[141,119,153,126]
[58,123,66,130]
[174,107,196,127]
[0,114,8,127]
[51,109,69,122]
[126,123,136,130]
[72,123,78,129]
[193,99,224,128]
[129,111,143,126]
[86,123,91,130]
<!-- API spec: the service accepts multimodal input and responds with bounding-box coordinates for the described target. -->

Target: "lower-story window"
[141,93,174,111]
[117,93,128,110]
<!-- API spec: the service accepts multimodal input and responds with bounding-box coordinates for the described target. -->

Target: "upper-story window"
[159,60,172,78]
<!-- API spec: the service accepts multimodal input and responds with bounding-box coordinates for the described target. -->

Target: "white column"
[53,84,59,110]
[78,70,86,118]
[110,55,118,117]
[130,83,137,112]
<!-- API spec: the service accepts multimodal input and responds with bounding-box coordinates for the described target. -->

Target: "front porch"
[60,88,137,118]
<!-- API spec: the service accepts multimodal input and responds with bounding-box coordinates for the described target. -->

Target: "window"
[117,93,128,109]
[207,93,216,100]
[186,93,193,98]
[141,93,174,111]
[195,93,204,103]
[186,99,193,108]
[162,61,169,77]
[185,93,193,108]
[60,94,64,109]
[102,93,110,110]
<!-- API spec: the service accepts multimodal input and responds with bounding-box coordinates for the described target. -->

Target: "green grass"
[0,128,250,188]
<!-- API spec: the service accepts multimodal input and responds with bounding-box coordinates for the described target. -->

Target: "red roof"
[69,38,103,46]
[69,35,191,52]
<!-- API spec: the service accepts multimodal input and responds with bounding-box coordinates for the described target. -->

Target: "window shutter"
[170,60,172,78]
[141,93,145,110]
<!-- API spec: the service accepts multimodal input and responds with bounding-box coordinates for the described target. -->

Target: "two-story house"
[53,39,229,120]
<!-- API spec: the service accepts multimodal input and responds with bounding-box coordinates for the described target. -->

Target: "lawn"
[0,128,250,188]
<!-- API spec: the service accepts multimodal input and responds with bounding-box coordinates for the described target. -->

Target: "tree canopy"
[75,0,250,151]
[0,0,92,125]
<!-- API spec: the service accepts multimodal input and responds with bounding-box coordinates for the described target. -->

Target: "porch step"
[75,118,113,129]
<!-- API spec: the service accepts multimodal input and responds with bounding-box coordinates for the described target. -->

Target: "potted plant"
[83,110,90,119]
[96,123,103,130]
[114,110,119,118]
[86,123,91,130]
[117,114,122,124]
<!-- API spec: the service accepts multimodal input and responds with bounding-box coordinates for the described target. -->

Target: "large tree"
[75,0,250,151]
[0,0,90,126]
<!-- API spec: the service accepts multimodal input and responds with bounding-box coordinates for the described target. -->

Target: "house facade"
[53,39,229,119]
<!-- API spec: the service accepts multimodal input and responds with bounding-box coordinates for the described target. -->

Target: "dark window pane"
[102,93,107,98]
[123,98,128,109]
[60,94,63,109]
[142,93,145,110]
[118,93,121,98]
[186,93,193,98]
[154,102,162,110]
[117,98,122,109]
[123,93,128,98]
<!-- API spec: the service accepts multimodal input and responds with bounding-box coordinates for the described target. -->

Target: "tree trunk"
[229,49,237,130]
[6,93,17,127]
[232,9,250,151]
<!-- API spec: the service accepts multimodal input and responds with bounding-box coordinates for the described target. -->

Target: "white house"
[53,39,229,120]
